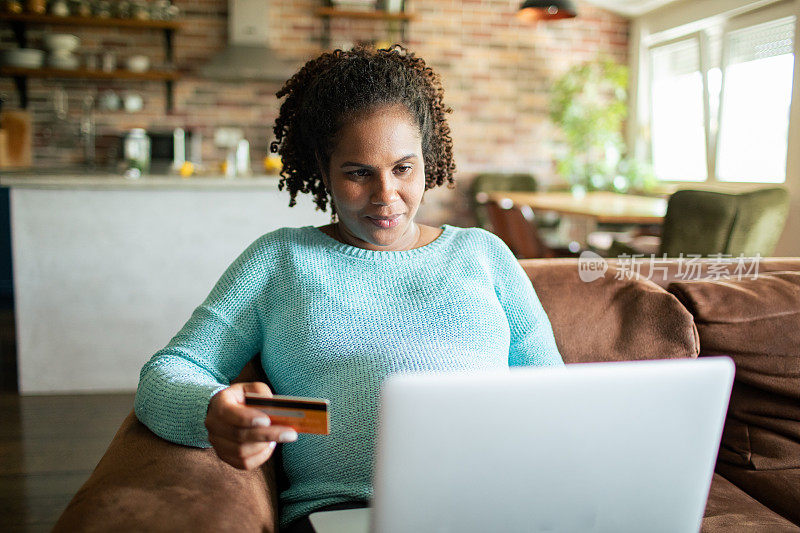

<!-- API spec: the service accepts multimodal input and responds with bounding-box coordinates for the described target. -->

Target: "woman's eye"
[346,169,371,178]
[395,165,413,174]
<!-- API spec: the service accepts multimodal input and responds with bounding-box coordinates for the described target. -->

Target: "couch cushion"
[521,259,699,364]
[669,272,800,525]
[53,412,280,533]
[702,473,800,532]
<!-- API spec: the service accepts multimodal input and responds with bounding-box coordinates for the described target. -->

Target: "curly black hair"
[270,44,456,214]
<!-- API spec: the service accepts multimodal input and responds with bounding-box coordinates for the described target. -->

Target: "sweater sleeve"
[134,236,269,448]
[484,232,564,368]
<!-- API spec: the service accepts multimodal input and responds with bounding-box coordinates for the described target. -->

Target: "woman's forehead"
[331,105,422,161]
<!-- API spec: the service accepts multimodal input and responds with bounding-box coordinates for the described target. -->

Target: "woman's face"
[324,104,426,251]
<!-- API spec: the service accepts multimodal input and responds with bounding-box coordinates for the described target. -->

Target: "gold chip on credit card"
[244,393,330,435]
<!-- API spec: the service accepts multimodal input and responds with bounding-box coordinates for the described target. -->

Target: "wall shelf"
[0,66,180,81]
[0,13,182,30]
[314,6,416,49]
[314,7,415,21]
[0,13,181,112]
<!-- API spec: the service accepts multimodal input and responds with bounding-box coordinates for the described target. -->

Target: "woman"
[134,45,563,532]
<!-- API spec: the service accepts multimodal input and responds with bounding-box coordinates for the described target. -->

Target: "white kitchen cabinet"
[3,175,329,393]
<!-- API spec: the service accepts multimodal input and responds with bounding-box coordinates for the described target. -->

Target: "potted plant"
[549,57,655,195]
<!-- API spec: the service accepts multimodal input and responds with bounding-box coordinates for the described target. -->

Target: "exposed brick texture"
[0,0,628,223]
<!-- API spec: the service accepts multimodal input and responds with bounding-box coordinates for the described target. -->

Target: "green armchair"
[609,188,790,258]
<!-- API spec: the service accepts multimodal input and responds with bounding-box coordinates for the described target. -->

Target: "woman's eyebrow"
[340,154,418,168]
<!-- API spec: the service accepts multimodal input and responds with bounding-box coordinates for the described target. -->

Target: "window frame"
[640,2,798,186]
[647,33,713,182]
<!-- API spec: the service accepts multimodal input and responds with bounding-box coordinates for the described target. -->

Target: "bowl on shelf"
[47,54,80,70]
[125,55,150,73]
[0,48,45,69]
[42,34,81,53]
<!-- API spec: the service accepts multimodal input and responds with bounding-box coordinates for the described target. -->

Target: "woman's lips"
[366,215,401,229]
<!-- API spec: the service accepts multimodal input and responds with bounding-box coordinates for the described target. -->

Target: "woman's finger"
[240,381,272,396]
[211,438,277,470]
[209,419,299,445]
[211,388,274,428]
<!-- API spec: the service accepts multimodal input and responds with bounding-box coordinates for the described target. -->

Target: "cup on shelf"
[125,55,150,73]
[49,0,69,17]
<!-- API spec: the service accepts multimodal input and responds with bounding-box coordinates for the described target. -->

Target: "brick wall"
[0,0,628,224]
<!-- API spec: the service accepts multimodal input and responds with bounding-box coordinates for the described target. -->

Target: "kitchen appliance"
[201,0,299,81]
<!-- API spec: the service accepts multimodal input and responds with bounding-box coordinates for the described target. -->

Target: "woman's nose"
[371,174,400,205]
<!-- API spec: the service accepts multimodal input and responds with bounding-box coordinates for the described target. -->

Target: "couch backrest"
[669,272,800,471]
[520,259,699,364]
[668,270,800,525]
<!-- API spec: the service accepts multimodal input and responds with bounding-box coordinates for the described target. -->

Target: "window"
[716,17,796,183]
[646,10,796,184]
[649,38,708,181]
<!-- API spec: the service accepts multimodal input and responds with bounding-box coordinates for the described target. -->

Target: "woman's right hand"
[205,382,299,470]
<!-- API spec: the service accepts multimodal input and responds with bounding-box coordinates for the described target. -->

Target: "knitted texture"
[134,224,563,527]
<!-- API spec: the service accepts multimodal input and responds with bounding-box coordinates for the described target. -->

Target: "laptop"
[309,357,735,533]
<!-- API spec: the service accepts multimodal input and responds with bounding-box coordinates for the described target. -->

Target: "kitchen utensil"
[0,48,45,68]
[0,110,33,169]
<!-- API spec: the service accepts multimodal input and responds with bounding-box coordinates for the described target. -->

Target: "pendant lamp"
[516,0,577,22]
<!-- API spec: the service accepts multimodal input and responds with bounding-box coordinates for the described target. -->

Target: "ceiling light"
[516,0,577,22]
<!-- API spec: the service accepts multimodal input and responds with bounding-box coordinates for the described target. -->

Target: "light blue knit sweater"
[134,224,563,528]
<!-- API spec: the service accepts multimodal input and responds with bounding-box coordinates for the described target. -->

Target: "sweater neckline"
[306,224,456,260]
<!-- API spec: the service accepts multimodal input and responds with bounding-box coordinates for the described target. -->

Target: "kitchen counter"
[0,171,283,190]
[5,172,329,393]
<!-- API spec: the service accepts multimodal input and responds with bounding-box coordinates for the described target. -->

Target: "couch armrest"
[53,411,280,533]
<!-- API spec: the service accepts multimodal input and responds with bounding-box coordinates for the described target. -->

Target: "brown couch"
[54,258,800,532]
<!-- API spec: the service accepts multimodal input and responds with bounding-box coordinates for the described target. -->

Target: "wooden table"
[486,191,668,247]
[486,191,667,225]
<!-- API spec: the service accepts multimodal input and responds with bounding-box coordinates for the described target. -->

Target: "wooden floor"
[0,299,136,532]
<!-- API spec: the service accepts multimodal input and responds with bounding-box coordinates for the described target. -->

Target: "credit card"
[244,393,330,435]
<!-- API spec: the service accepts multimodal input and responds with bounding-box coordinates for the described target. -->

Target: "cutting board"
[0,110,33,169]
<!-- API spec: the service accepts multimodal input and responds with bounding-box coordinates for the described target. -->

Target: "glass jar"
[72,0,92,17]
[124,128,151,175]
[150,0,168,20]
[131,0,150,20]
[93,0,111,18]
[115,0,131,18]
[26,0,46,14]
[3,1,24,15]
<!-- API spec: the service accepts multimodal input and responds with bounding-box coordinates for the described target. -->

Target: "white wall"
[628,0,800,256]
